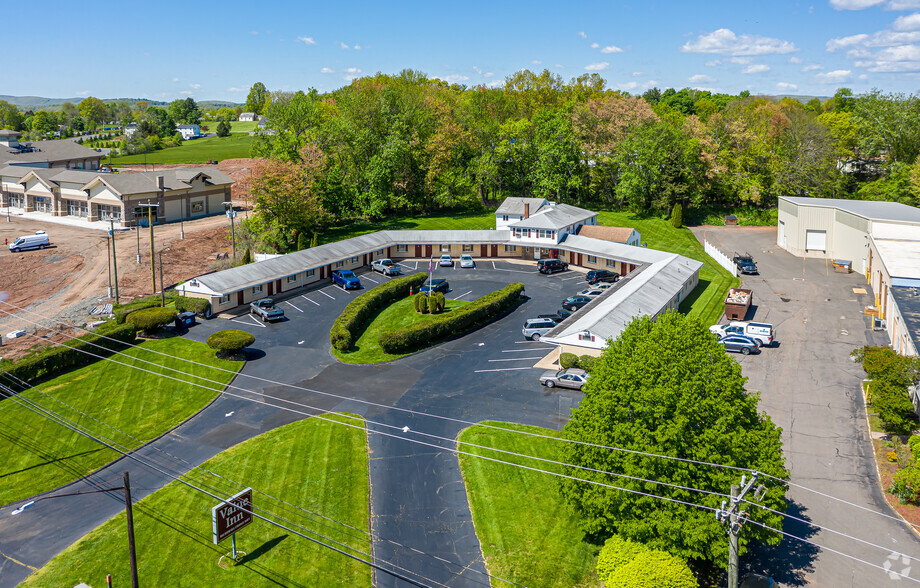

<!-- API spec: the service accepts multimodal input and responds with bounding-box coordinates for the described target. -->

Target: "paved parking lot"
[694,226,920,587]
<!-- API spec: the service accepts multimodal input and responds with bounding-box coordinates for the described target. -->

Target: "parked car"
[439,254,453,267]
[733,252,759,275]
[540,368,589,390]
[710,322,775,347]
[332,269,362,290]
[250,298,285,322]
[459,254,475,268]
[371,258,400,276]
[522,318,557,341]
[718,334,760,355]
[585,269,619,284]
[577,288,606,298]
[537,259,569,274]
[8,231,49,252]
[419,278,449,294]
[562,295,593,311]
[537,311,570,325]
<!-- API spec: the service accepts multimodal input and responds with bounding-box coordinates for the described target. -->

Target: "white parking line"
[285,301,303,312]
[514,340,556,345]
[319,290,336,300]
[474,367,533,373]
[451,290,473,300]
[231,315,266,328]
[301,295,320,306]
[561,275,584,281]
[488,357,542,362]
[364,276,380,284]
[501,348,552,353]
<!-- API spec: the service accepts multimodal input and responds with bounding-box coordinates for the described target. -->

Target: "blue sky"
[5,0,920,102]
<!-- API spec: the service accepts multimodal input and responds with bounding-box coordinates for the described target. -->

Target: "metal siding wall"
[832,219,870,270]
[798,206,835,258]
[777,203,801,254]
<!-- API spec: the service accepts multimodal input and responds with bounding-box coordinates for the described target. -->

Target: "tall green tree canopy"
[559,311,788,567]
[78,96,107,128]
[245,82,270,115]
[0,99,23,130]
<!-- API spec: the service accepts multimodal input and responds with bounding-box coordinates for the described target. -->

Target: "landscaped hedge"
[207,330,255,358]
[114,292,179,324]
[175,295,211,317]
[379,283,524,354]
[126,307,177,334]
[330,273,428,351]
[0,322,137,389]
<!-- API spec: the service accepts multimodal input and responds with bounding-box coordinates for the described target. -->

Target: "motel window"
[440,244,451,252]
[587,255,597,264]
[462,244,473,252]
[504,245,517,252]
[606,259,617,267]
[334,261,344,269]
[578,332,596,342]
[287,275,297,284]
[350,256,359,264]
[306,269,315,278]
[502,215,509,221]
[396,244,408,253]
[252,285,263,294]
[376,248,384,255]
[219,294,230,304]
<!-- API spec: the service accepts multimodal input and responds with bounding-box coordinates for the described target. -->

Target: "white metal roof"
[873,238,920,279]
[781,196,920,225]
[508,203,596,230]
[495,197,547,216]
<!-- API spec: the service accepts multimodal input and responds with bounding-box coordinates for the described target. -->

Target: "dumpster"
[833,259,852,273]
[725,288,753,321]
[175,311,197,329]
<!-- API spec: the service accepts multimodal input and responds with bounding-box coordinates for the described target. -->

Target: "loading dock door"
[805,229,827,251]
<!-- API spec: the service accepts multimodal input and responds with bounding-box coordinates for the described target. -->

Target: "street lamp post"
[12,470,139,588]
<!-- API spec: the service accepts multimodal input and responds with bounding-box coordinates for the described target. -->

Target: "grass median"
[22,414,371,588]
[0,337,242,506]
[334,296,470,364]
[458,421,600,587]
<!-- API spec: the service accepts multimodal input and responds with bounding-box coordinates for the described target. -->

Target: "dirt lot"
[0,158,260,361]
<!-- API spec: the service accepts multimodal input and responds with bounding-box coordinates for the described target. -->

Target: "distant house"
[577,225,641,247]
[238,112,256,122]
[124,123,138,139]
[177,124,202,140]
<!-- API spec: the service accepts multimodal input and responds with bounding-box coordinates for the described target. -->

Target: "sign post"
[211,488,253,562]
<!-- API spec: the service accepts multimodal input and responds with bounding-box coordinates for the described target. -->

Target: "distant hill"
[0,95,240,111]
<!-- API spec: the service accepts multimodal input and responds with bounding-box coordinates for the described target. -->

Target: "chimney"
[156,175,164,190]
[524,202,530,219]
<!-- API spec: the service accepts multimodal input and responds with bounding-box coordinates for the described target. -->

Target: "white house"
[496,197,598,246]
[238,112,256,122]
[124,123,138,139]
[177,125,202,140]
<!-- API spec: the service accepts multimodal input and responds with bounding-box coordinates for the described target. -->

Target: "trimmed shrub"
[908,434,920,456]
[207,329,255,357]
[596,535,647,583]
[607,549,698,588]
[0,322,137,388]
[241,248,252,265]
[891,464,920,504]
[330,273,428,351]
[114,299,160,324]
[427,294,438,314]
[578,355,598,373]
[126,307,177,335]
[379,283,524,354]
[560,352,579,369]
[310,232,319,248]
[435,292,446,313]
[175,295,211,317]
[414,292,426,313]
[670,203,683,229]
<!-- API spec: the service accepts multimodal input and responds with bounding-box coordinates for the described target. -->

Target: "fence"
[704,240,738,277]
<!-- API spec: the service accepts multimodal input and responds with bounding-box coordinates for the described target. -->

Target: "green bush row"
[414,292,445,314]
[113,292,179,324]
[0,322,137,389]
[379,283,524,354]
[330,273,428,351]
[127,307,177,334]
[559,352,599,373]
[175,295,211,317]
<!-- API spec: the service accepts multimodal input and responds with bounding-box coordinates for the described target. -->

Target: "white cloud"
[179,90,194,95]
[172,77,180,83]
[354,45,361,50]
[815,69,852,82]
[249,31,258,35]
[742,64,771,74]
[296,36,317,45]
[344,67,362,74]
[680,28,796,55]
[894,13,920,29]
[826,33,870,51]
[620,81,638,90]
[584,61,610,71]
[227,87,243,92]
[189,83,201,89]
[705,59,722,66]
[320,67,334,73]
[485,80,504,88]
[860,73,869,78]
[578,31,587,39]
[484,72,495,78]
[829,0,884,8]
[473,65,482,74]
[591,42,600,49]
[600,45,624,53]
[76,90,89,96]
[802,64,824,71]
[632,71,644,76]
[616,80,657,91]
[776,82,799,90]
[444,74,470,83]
[531,59,542,65]
[730,56,753,64]
[688,74,716,83]
[340,42,350,49]
[889,0,920,8]
[788,56,803,63]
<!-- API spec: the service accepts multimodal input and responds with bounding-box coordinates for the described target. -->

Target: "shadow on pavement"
[743,499,819,586]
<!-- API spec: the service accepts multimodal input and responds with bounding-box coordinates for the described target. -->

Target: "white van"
[730,321,775,346]
[9,231,50,252]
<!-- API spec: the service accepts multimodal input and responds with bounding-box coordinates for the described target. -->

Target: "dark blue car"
[332,269,362,290]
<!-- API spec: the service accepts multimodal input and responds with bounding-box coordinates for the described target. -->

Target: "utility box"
[175,311,197,329]
[725,288,753,321]
[833,259,852,274]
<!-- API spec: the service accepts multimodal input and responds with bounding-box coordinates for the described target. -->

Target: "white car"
[459,254,475,268]
[439,254,453,267]
[577,288,605,298]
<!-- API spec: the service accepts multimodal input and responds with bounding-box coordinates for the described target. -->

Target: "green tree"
[559,311,788,567]
[608,549,698,588]
[873,380,917,435]
[245,82,270,115]
[852,89,920,164]
[241,248,252,264]
[168,97,201,125]
[216,120,231,137]
[0,99,23,130]
[31,110,56,135]
[79,96,107,129]
[297,231,309,250]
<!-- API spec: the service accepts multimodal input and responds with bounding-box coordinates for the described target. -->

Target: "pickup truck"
[250,298,284,322]
[332,269,362,290]
[371,258,400,276]
[733,252,758,275]
[419,278,449,294]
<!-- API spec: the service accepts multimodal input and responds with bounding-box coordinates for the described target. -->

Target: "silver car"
[522,318,556,341]
[540,368,589,390]
[459,254,475,268]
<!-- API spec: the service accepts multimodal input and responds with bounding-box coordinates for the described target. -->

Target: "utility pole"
[108,217,119,303]
[123,470,139,588]
[158,249,167,307]
[105,236,113,298]
[139,202,159,294]
[224,201,236,260]
[716,473,766,588]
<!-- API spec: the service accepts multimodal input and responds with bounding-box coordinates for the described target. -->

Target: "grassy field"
[321,210,496,245]
[334,296,470,364]
[595,211,739,327]
[458,422,601,587]
[0,337,242,506]
[23,415,371,588]
[200,120,258,134]
[109,134,254,165]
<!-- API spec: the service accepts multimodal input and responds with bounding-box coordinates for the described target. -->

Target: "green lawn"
[333,296,470,364]
[595,211,739,327]
[23,414,371,588]
[109,134,254,165]
[200,120,258,134]
[321,210,496,245]
[458,422,601,587]
[0,337,242,506]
